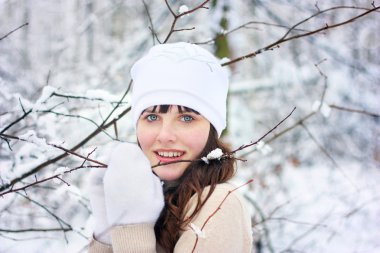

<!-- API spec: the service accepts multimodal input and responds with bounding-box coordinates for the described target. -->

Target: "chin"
[156,171,181,182]
[153,165,185,182]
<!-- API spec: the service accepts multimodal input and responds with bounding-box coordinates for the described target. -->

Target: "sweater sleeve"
[88,237,113,253]
[87,223,158,253]
[174,183,253,253]
[110,223,157,253]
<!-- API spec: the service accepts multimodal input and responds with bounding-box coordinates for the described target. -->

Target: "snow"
[190,223,206,239]
[312,100,332,118]
[206,148,223,160]
[202,148,224,164]
[18,130,48,147]
[178,5,189,15]
[256,141,273,155]
[32,85,57,111]
[53,166,70,176]
[0,1,379,253]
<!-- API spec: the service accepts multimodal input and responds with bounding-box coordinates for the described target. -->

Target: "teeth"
[158,151,182,158]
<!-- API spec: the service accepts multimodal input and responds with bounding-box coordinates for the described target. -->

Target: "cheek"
[136,125,154,154]
[185,127,210,158]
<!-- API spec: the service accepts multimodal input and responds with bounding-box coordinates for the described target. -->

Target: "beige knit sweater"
[88,183,253,253]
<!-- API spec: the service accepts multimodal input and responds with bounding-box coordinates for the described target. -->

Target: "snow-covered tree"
[1,1,379,252]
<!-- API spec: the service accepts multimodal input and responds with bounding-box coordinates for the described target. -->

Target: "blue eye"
[146,114,158,121]
[181,115,194,122]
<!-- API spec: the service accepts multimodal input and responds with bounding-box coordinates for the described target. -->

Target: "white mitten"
[103,142,164,226]
[88,167,111,244]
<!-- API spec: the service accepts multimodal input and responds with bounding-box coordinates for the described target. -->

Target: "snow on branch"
[0,79,132,193]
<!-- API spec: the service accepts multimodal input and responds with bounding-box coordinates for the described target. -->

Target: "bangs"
[143,105,200,114]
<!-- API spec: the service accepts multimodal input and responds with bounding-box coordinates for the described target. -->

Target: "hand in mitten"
[88,167,111,244]
[103,142,164,226]
[87,141,118,244]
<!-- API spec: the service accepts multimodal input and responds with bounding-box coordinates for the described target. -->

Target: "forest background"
[0,0,379,252]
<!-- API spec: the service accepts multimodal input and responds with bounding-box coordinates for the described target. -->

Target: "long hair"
[152,106,235,252]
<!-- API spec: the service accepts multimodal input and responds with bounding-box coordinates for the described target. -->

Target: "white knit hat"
[130,42,229,136]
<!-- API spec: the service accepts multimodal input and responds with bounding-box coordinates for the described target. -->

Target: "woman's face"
[137,105,210,182]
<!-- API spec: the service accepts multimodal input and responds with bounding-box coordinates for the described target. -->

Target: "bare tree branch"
[0,107,32,134]
[0,133,106,167]
[223,5,380,66]
[196,21,310,45]
[0,228,72,233]
[163,0,210,43]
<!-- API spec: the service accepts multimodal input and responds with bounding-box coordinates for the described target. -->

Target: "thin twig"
[16,192,72,243]
[300,123,358,191]
[37,109,115,139]
[163,0,210,43]
[196,21,310,45]
[0,228,72,233]
[191,179,254,252]
[0,23,29,41]
[230,107,296,156]
[239,111,317,158]
[51,92,129,106]
[0,108,32,134]
[0,164,104,197]
[329,104,380,118]
[142,0,158,44]
[244,193,275,253]
[0,133,106,167]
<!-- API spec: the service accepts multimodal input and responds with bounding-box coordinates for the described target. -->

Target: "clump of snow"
[0,175,11,186]
[178,5,189,14]
[201,157,209,164]
[52,167,70,184]
[33,85,57,111]
[18,130,48,147]
[54,166,69,176]
[84,89,121,102]
[207,148,224,159]
[312,100,331,118]
[220,57,230,64]
[190,223,206,238]
[201,148,224,164]
[52,176,63,184]
[256,141,273,155]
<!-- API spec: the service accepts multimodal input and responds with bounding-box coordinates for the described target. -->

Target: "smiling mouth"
[157,151,184,158]
[154,151,185,162]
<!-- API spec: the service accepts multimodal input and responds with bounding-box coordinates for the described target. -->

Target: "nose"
[156,121,177,144]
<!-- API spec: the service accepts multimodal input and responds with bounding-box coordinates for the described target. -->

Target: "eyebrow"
[142,105,200,114]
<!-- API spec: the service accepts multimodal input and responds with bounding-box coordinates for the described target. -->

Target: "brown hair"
[153,118,235,252]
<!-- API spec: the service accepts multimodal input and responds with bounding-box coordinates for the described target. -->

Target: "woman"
[88,42,253,253]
